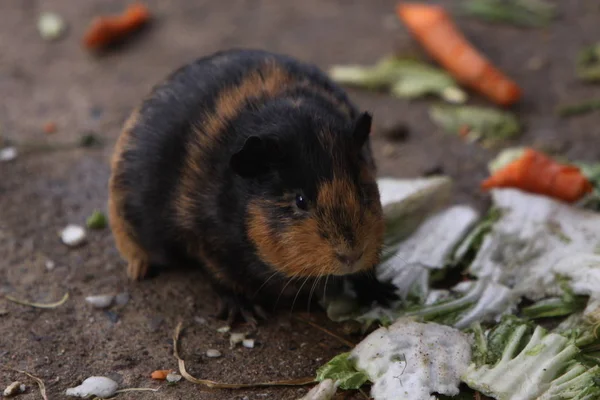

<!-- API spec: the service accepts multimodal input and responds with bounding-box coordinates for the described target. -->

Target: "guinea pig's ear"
[230,135,280,178]
[352,111,372,148]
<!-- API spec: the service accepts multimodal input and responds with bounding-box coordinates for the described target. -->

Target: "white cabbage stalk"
[351,318,472,400]
[468,189,600,306]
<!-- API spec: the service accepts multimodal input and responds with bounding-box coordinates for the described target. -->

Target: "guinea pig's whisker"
[306,271,323,314]
[290,273,312,316]
[275,271,303,309]
[323,274,330,302]
[253,270,280,298]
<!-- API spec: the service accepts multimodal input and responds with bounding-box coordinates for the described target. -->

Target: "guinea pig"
[108,48,397,326]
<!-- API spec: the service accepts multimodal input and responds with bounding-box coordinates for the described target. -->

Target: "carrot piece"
[150,369,171,380]
[396,2,522,107]
[83,3,150,50]
[481,148,593,202]
[43,121,57,134]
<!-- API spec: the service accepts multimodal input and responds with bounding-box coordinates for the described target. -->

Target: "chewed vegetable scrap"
[460,0,556,28]
[83,2,150,50]
[463,317,600,399]
[329,57,467,103]
[317,319,472,400]
[396,2,522,106]
[576,43,600,83]
[429,104,520,143]
[481,148,593,202]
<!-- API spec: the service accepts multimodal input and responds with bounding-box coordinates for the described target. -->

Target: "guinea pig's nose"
[336,250,363,266]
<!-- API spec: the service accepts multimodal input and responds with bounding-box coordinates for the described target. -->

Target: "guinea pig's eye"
[295,194,308,211]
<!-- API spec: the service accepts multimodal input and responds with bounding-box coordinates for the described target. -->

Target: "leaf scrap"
[577,43,600,83]
[329,57,467,103]
[429,104,520,143]
[460,0,556,28]
[557,98,600,118]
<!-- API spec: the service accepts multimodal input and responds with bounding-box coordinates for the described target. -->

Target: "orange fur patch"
[174,60,293,231]
[108,107,151,280]
[247,174,384,278]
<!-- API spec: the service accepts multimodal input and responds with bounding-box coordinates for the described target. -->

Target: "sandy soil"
[1,0,599,399]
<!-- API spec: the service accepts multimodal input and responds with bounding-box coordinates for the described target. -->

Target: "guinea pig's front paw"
[214,291,268,329]
[350,274,399,308]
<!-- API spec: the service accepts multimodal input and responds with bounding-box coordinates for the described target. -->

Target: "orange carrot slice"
[481,148,593,202]
[151,370,171,380]
[396,2,522,107]
[83,3,150,50]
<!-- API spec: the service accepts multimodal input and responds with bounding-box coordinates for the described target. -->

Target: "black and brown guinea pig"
[108,48,397,326]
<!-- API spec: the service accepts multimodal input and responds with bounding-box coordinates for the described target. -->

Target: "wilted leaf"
[429,104,520,142]
[577,43,600,83]
[461,0,556,28]
[315,352,368,390]
[329,57,467,103]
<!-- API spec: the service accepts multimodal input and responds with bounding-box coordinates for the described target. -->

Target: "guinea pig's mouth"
[332,250,366,275]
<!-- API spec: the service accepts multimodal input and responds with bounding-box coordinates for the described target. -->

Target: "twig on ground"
[1,367,48,400]
[293,315,356,348]
[172,321,315,389]
[4,292,69,309]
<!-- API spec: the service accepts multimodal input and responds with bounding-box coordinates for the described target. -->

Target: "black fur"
[111,49,396,324]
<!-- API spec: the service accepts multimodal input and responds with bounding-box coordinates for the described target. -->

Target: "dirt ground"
[1,0,599,399]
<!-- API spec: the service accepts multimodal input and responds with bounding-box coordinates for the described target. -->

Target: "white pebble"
[60,225,86,247]
[85,295,114,309]
[0,147,17,162]
[45,260,56,271]
[217,326,230,333]
[3,381,26,397]
[206,349,222,358]
[194,316,207,325]
[229,332,246,348]
[38,12,66,41]
[65,377,118,398]
[242,339,255,349]
[166,372,182,383]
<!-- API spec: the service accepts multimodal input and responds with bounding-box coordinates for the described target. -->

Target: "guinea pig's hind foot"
[127,258,150,281]
[214,291,268,329]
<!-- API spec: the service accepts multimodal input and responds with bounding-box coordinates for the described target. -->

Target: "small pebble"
[217,326,230,333]
[206,349,222,358]
[194,316,207,325]
[379,122,409,142]
[85,295,114,309]
[60,225,87,247]
[65,377,118,398]
[147,316,164,332]
[0,147,17,162]
[37,12,66,41]
[166,373,182,383]
[423,165,445,177]
[114,292,130,306]
[229,332,246,348]
[104,310,120,323]
[3,381,26,397]
[382,144,396,158]
[79,133,101,148]
[45,260,56,271]
[242,339,255,349]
